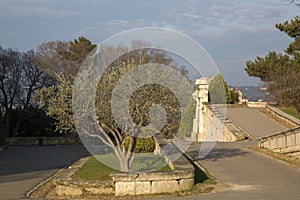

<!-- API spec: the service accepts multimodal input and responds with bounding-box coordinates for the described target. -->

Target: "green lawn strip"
[72,156,118,181]
[278,106,300,120]
[72,154,171,181]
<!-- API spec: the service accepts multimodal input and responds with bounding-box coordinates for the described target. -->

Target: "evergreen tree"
[245,16,300,111]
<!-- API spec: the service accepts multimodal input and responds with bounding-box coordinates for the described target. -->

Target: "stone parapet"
[259,127,300,154]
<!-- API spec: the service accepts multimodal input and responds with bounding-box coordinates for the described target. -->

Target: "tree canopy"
[209,73,232,104]
[245,16,300,111]
[34,37,97,133]
[0,47,53,137]
[35,39,192,172]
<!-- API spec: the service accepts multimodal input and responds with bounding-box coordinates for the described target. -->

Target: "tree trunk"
[12,113,24,137]
[0,126,9,145]
[4,112,11,137]
[118,136,137,172]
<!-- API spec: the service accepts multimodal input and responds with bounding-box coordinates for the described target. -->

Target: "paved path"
[227,107,287,139]
[145,141,300,200]
[0,145,87,200]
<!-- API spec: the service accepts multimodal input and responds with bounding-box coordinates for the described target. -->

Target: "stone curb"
[53,156,114,196]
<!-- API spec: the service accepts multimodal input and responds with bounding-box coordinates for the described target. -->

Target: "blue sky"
[0,0,299,85]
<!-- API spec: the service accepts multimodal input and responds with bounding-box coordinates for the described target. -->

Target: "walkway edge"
[25,151,88,198]
[172,141,215,182]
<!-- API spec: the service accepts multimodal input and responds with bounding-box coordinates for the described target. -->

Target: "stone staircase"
[206,105,249,140]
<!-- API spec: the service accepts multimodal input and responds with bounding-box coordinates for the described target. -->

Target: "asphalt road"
[0,145,87,200]
[226,107,287,139]
[145,141,300,200]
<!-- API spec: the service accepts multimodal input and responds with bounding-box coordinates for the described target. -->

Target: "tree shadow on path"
[188,147,250,162]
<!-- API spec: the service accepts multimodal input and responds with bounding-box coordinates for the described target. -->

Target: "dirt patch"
[259,108,296,129]
[249,146,300,168]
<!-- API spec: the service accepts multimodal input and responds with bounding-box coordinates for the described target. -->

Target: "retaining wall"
[200,105,240,142]
[5,136,82,146]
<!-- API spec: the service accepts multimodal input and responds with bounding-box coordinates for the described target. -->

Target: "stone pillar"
[237,90,243,104]
[191,78,209,141]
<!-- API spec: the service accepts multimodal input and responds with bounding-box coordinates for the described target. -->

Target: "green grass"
[72,154,171,181]
[279,107,300,119]
[72,156,118,181]
[94,153,171,172]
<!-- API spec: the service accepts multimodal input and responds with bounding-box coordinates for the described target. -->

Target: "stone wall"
[259,127,300,154]
[247,101,267,108]
[53,157,113,197]
[200,105,240,142]
[110,170,194,196]
[265,106,300,128]
[259,106,300,154]
[5,136,82,146]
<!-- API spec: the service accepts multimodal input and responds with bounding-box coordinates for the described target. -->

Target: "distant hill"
[233,86,275,102]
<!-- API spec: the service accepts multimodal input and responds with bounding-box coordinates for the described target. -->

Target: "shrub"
[123,136,156,153]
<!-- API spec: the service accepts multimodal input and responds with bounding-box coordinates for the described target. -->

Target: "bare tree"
[0,47,53,136]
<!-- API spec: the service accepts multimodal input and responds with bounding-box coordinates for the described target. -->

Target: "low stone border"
[53,156,114,196]
[110,138,195,196]
[52,136,195,197]
[110,169,194,196]
[5,136,82,146]
[247,101,267,108]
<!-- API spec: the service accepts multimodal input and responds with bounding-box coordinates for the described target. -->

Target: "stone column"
[191,78,209,141]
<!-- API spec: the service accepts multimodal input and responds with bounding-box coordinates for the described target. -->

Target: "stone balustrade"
[259,127,300,154]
